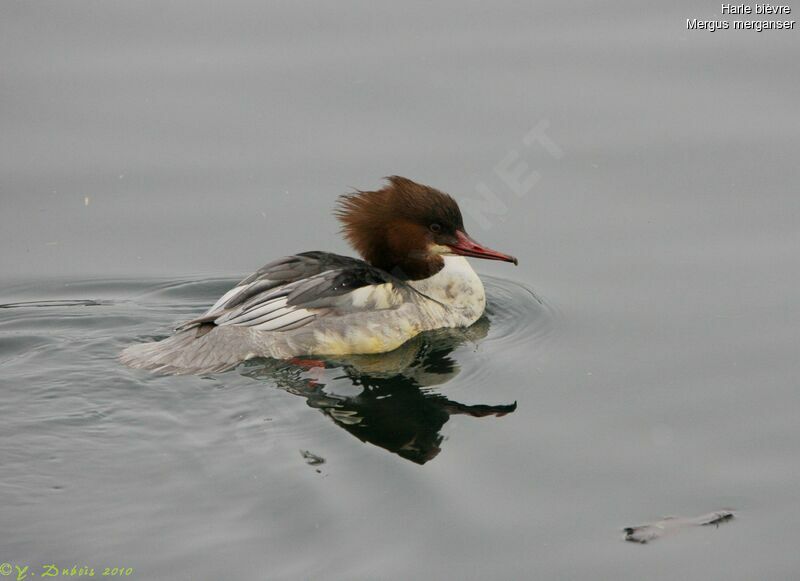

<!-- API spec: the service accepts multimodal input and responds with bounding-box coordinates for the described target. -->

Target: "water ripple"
[482,275,561,352]
[0,275,558,465]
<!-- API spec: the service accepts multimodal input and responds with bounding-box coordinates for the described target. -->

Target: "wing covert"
[177,252,409,333]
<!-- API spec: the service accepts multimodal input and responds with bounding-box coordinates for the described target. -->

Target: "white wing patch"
[215,297,288,325]
[208,282,402,333]
[212,296,318,331]
[251,308,317,331]
[183,258,410,336]
[206,284,248,314]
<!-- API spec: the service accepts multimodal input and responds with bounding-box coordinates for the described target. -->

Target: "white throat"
[407,256,486,325]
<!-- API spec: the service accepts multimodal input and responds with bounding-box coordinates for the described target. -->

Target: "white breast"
[407,256,486,327]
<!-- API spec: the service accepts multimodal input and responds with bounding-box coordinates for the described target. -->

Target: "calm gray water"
[2,1,799,579]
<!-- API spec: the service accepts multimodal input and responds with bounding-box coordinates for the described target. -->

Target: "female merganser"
[120,176,517,374]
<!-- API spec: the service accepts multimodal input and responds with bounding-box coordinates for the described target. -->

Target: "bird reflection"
[242,317,516,464]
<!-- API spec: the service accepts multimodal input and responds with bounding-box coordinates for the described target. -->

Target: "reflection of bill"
[243,318,516,464]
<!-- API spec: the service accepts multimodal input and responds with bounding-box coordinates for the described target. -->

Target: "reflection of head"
[244,318,516,465]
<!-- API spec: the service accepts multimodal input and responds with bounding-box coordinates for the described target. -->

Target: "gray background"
[4,1,796,282]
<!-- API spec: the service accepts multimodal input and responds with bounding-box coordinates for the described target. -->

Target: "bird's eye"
[429,223,442,233]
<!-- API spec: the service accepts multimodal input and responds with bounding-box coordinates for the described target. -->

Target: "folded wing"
[178,252,409,333]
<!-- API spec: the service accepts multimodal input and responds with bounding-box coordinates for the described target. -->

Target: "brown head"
[335,176,517,280]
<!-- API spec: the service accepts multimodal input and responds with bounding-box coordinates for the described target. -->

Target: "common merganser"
[120,176,517,374]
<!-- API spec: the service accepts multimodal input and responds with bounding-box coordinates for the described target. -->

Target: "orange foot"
[287,357,327,387]
[287,357,326,369]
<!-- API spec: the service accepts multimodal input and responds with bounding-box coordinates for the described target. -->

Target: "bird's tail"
[119,327,248,375]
